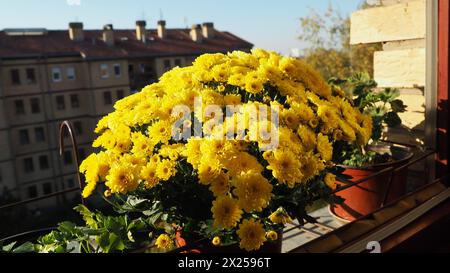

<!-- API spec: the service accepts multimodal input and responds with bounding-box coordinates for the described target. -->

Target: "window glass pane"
[24,158,34,173]
[114,64,121,76]
[26,68,36,84]
[74,121,83,135]
[70,94,79,108]
[56,96,65,110]
[67,67,76,80]
[19,129,30,145]
[103,91,112,105]
[100,64,109,78]
[11,69,20,85]
[39,155,49,170]
[35,127,46,142]
[30,98,40,113]
[15,100,25,115]
[28,185,37,198]
[52,67,61,82]
[43,183,52,195]
[64,150,72,165]
[117,90,124,100]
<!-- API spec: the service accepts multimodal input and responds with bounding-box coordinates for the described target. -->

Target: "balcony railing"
[0,120,445,253]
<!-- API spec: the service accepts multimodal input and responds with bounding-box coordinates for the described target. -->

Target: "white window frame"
[100,64,109,79]
[52,67,62,82]
[66,67,76,80]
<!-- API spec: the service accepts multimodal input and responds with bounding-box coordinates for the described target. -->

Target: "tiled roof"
[0,28,253,60]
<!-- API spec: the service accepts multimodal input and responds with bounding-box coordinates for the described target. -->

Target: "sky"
[0,0,364,55]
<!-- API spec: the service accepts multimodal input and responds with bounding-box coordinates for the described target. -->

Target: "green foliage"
[331,73,407,167]
[299,4,382,80]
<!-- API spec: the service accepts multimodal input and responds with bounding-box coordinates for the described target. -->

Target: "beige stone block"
[374,48,425,88]
[350,0,426,44]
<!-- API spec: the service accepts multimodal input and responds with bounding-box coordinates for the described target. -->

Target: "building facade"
[0,21,253,206]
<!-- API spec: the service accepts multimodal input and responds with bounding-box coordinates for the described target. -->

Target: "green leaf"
[390,99,407,113]
[75,205,98,229]
[385,111,402,127]
[58,221,76,234]
[12,242,35,253]
[2,241,17,252]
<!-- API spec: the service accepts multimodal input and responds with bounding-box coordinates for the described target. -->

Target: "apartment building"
[0,21,253,207]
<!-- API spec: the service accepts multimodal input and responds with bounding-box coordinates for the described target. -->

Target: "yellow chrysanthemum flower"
[266,230,278,241]
[140,163,160,189]
[237,219,266,252]
[155,159,177,181]
[211,196,243,229]
[105,161,139,194]
[316,133,333,162]
[269,207,293,225]
[324,173,337,190]
[209,172,230,197]
[232,171,273,212]
[155,234,174,250]
[212,236,221,246]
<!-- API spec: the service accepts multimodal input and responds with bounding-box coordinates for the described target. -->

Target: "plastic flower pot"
[331,145,414,222]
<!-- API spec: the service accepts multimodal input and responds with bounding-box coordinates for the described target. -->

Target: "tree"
[298,3,382,80]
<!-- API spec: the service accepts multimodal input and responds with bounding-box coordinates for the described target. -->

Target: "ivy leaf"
[385,111,402,127]
[390,99,407,113]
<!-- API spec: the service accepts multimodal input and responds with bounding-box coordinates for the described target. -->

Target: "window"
[11,69,20,85]
[26,68,36,84]
[128,64,134,75]
[39,155,49,170]
[43,183,52,195]
[27,185,38,198]
[66,67,76,80]
[74,121,83,135]
[19,129,30,145]
[24,157,34,173]
[139,64,145,73]
[70,94,80,108]
[35,127,45,142]
[163,59,171,70]
[63,150,72,165]
[103,91,112,105]
[100,64,109,78]
[15,100,25,115]
[78,148,86,161]
[113,64,121,77]
[174,59,182,67]
[30,98,40,113]
[67,178,75,188]
[117,90,124,100]
[56,95,65,110]
[52,67,62,82]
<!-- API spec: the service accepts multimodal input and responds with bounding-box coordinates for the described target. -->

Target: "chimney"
[202,22,215,39]
[190,24,203,43]
[102,24,114,46]
[157,20,166,39]
[136,20,146,42]
[69,22,84,42]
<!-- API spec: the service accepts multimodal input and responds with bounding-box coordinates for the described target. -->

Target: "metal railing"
[0,121,440,251]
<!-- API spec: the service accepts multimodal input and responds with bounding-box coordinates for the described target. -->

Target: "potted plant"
[328,73,414,222]
[1,49,372,253]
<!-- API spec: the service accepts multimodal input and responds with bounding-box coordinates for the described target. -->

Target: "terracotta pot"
[333,145,414,221]
[176,230,283,253]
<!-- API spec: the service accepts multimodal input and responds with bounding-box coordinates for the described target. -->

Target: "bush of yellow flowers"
[6,49,372,253]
